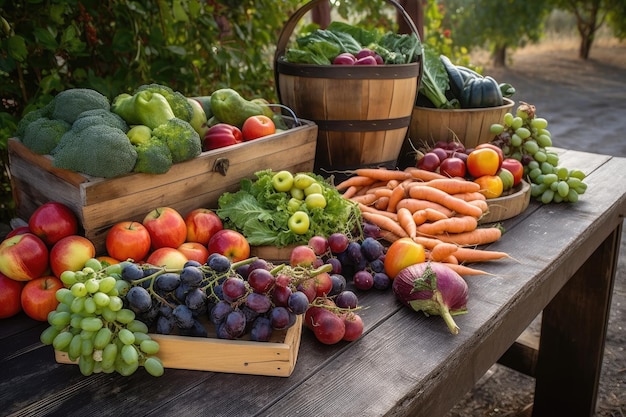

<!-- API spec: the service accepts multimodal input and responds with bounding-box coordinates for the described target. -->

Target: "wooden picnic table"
[1,148,624,417]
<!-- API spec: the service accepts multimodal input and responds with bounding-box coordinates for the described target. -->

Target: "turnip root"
[392,262,468,334]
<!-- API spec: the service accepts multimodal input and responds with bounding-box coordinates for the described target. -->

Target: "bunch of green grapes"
[40,258,164,377]
[490,102,587,204]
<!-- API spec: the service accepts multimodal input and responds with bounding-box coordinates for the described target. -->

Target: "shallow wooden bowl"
[479,180,531,224]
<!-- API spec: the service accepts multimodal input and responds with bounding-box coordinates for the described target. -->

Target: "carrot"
[430,227,503,246]
[387,179,400,189]
[404,167,447,181]
[450,247,512,263]
[451,191,487,202]
[358,203,398,221]
[361,211,409,238]
[379,229,403,243]
[429,242,459,262]
[416,215,478,235]
[350,193,378,205]
[353,168,412,182]
[342,185,359,200]
[396,198,454,217]
[409,178,481,195]
[442,263,495,276]
[412,235,447,250]
[335,175,376,191]
[408,185,484,218]
[374,196,390,211]
[387,185,406,213]
[397,207,417,238]
[372,188,393,198]
[468,199,490,214]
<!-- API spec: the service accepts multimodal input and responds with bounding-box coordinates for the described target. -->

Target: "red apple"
[289,245,317,267]
[241,115,276,141]
[49,235,96,278]
[501,158,525,186]
[145,247,188,269]
[184,208,223,245]
[308,235,329,256]
[207,229,250,262]
[177,242,210,264]
[106,221,152,262]
[143,207,187,250]
[28,201,79,246]
[0,272,25,318]
[20,275,63,321]
[0,233,49,281]
[6,226,31,238]
[313,271,333,298]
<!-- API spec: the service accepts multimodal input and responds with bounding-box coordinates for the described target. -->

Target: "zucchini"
[440,55,464,101]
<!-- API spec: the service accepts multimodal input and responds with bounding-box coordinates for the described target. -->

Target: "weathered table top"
[2,148,625,417]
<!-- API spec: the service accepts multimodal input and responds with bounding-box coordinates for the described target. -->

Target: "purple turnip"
[392,262,468,334]
[333,52,357,65]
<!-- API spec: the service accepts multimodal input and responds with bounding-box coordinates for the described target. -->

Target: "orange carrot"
[413,236,447,250]
[387,179,400,189]
[397,207,417,238]
[335,175,376,191]
[442,263,494,276]
[468,199,490,214]
[408,185,484,218]
[451,191,487,202]
[342,185,359,199]
[379,229,403,243]
[429,242,459,262]
[387,185,406,213]
[350,193,378,205]
[396,198,454,217]
[409,178,481,194]
[416,215,478,235]
[451,247,512,263]
[353,168,412,182]
[412,208,449,226]
[430,227,503,246]
[358,203,398,221]
[404,167,447,181]
[372,188,393,198]
[361,211,409,238]
[374,196,390,211]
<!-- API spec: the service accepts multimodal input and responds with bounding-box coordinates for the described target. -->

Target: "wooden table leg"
[532,223,622,417]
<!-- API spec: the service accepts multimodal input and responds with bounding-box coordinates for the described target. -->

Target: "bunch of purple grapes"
[120,254,312,342]
[309,231,391,293]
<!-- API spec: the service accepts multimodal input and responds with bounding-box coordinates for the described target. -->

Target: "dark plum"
[360,237,384,261]
[245,292,272,314]
[329,273,347,296]
[250,316,273,342]
[221,277,247,302]
[155,272,181,292]
[126,286,152,313]
[353,270,374,290]
[287,291,309,315]
[373,272,391,290]
[223,309,246,338]
[335,290,358,309]
[180,265,204,287]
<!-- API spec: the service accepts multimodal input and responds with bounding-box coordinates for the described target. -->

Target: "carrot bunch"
[336,167,512,275]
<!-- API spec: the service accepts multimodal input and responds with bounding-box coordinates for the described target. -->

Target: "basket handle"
[274,0,421,64]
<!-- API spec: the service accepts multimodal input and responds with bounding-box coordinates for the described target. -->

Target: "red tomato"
[467,148,501,177]
[439,156,467,178]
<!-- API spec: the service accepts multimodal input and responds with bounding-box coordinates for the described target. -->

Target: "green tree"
[445,0,552,66]
[549,0,626,59]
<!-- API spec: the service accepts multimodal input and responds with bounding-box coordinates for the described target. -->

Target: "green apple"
[304,182,323,196]
[287,197,303,213]
[293,173,316,190]
[272,170,294,192]
[288,211,310,234]
[290,186,305,200]
[305,193,327,209]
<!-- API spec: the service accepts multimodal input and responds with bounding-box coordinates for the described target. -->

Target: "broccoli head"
[73,109,129,133]
[135,83,194,123]
[51,88,111,124]
[133,138,173,174]
[151,118,201,163]
[111,91,176,129]
[21,117,71,155]
[15,101,55,138]
[51,124,137,178]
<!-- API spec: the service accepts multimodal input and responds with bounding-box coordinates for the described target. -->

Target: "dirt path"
[445,41,626,417]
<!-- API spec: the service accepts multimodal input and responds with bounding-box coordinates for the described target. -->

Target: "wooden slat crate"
[55,315,303,377]
[8,119,317,254]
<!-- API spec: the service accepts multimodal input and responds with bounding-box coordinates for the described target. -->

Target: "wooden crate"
[55,315,303,377]
[8,119,317,254]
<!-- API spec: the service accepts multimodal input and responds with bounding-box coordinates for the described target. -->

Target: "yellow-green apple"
[0,272,25,318]
[28,201,79,246]
[143,207,187,250]
[293,173,316,190]
[177,242,210,264]
[241,115,276,141]
[287,211,310,235]
[184,208,223,245]
[105,221,152,262]
[145,247,188,269]
[289,245,317,267]
[305,193,327,209]
[304,182,323,196]
[187,98,210,138]
[49,235,96,278]
[20,275,63,321]
[0,233,49,281]
[501,158,524,186]
[271,170,294,192]
[207,229,250,262]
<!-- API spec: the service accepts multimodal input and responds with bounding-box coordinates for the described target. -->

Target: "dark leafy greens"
[417,45,459,109]
[216,170,362,247]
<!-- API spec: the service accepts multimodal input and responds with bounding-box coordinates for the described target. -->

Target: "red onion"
[392,262,469,334]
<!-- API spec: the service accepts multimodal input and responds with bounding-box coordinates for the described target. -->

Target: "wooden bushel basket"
[274,0,423,175]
